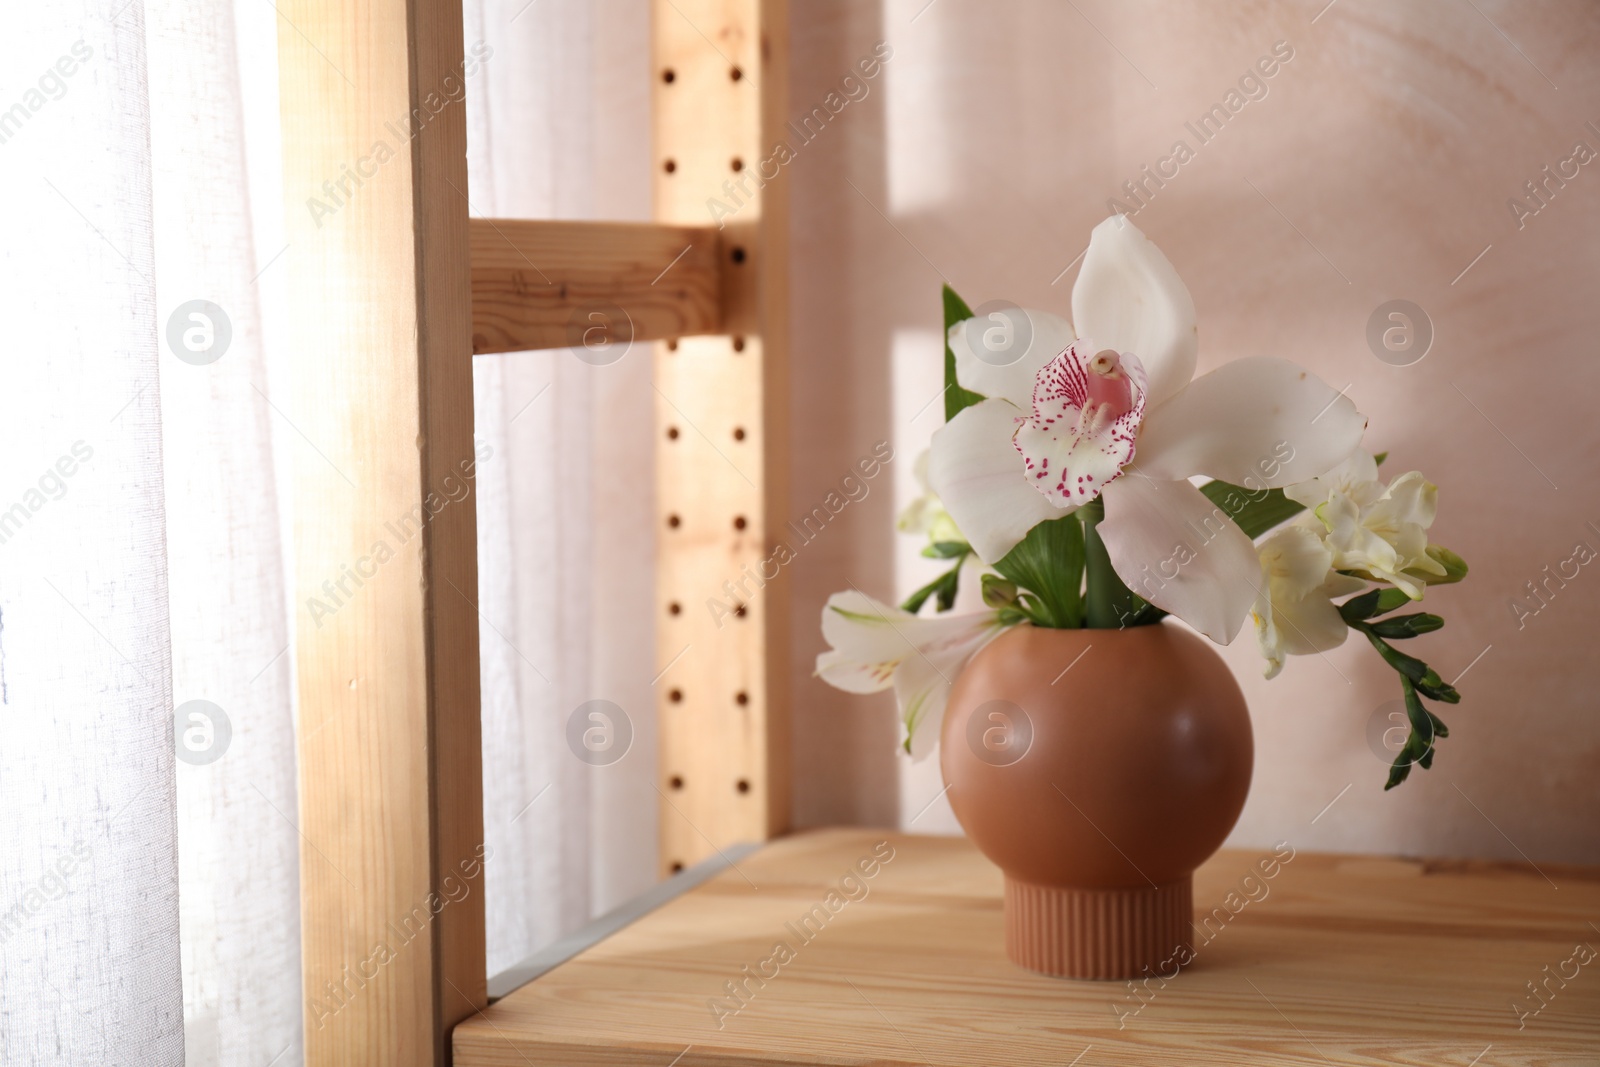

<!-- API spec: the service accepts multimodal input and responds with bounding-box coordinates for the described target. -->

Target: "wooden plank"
[276,1,484,1063]
[653,0,791,877]
[455,829,1600,1066]
[469,219,722,354]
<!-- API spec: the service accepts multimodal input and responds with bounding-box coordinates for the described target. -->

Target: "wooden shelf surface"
[454,828,1600,1066]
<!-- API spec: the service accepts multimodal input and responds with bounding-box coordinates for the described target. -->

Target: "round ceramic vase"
[939,622,1253,980]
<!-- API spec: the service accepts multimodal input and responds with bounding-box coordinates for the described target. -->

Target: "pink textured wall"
[786,0,1600,863]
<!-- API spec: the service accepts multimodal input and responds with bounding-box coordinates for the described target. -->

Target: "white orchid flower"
[926,215,1367,644]
[895,448,963,544]
[1285,449,1446,599]
[816,590,1008,758]
[1251,524,1367,679]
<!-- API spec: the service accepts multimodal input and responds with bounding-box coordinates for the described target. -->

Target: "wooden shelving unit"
[456,829,1600,1066]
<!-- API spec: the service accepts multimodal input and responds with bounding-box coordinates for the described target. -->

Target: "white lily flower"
[1251,524,1367,679]
[926,215,1367,644]
[895,448,963,544]
[1285,449,1446,599]
[815,590,1008,759]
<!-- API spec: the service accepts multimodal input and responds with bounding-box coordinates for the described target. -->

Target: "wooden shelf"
[454,828,1600,1066]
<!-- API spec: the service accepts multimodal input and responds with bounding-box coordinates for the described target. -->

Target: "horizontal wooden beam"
[469,219,722,354]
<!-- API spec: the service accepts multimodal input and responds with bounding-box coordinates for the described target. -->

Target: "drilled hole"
[736,778,751,794]
[666,338,679,352]
[666,513,681,529]
[666,426,680,440]
[663,158,677,174]
[733,515,747,531]
[667,601,682,616]
[729,66,743,81]
[731,336,745,352]
[670,861,684,873]
[669,775,685,790]
[662,68,676,84]
[732,427,745,441]
[730,156,744,172]
[735,690,749,706]
[668,687,683,703]
[730,246,746,265]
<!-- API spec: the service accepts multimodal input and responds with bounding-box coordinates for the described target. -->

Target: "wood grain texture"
[276,0,484,1062]
[455,829,1600,1066]
[469,219,722,354]
[653,0,792,877]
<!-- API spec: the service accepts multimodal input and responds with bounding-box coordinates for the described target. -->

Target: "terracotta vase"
[939,622,1252,980]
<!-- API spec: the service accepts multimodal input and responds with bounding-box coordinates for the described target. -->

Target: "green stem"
[1078,498,1153,629]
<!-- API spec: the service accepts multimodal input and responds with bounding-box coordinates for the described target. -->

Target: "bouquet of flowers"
[818,217,1467,788]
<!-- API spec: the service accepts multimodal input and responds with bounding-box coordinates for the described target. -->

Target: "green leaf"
[900,560,962,615]
[1404,545,1468,586]
[992,515,1085,629]
[922,540,971,560]
[942,285,985,423]
[1373,450,1388,466]
[1077,498,1157,629]
[1338,587,1413,623]
[1198,479,1304,539]
[1369,613,1445,639]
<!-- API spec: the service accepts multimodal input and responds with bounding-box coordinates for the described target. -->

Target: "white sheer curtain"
[2,1,652,1059]
[2,0,298,1063]
[464,0,660,979]
[147,0,302,1061]
[1,2,184,1063]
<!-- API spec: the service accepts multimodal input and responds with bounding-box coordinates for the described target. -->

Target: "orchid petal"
[1071,216,1198,406]
[1134,357,1366,487]
[950,308,1076,408]
[1013,343,1148,507]
[1098,474,1261,644]
[928,398,1067,563]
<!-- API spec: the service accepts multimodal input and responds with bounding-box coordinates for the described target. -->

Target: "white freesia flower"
[1285,449,1445,599]
[815,590,1008,758]
[926,215,1367,644]
[1251,524,1367,679]
[896,448,963,544]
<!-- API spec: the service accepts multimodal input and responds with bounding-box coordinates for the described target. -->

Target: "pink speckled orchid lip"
[1013,340,1148,507]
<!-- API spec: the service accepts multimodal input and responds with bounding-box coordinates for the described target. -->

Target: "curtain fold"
[146,0,303,1062]
[0,3,186,1063]
[2,2,301,1063]
[465,0,657,978]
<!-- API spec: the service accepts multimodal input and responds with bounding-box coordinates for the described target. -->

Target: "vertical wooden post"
[277,0,484,1063]
[653,0,791,873]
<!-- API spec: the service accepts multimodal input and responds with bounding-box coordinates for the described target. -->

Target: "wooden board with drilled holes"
[277,0,485,1063]
[652,0,792,876]
[453,828,1599,1066]
[468,219,723,354]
